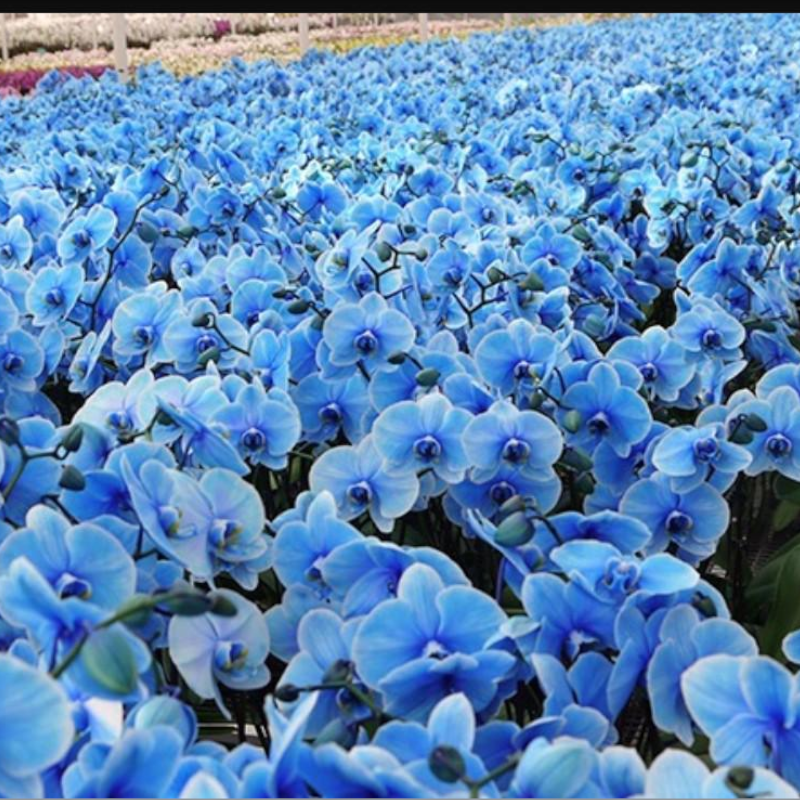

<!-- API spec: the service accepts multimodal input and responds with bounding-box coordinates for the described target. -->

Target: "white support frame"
[112,13,128,80]
[419,13,429,42]
[298,13,310,55]
[1,13,9,63]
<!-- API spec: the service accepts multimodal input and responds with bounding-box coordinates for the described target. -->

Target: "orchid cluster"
[3,11,800,799]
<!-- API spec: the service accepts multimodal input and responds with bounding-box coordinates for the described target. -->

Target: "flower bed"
[1,11,800,799]
[0,64,108,95]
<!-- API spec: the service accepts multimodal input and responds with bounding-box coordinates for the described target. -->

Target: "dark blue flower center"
[45,288,64,307]
[196,333,218,353]
[107,410,132,431]
[3,353,23,374]
[241,427,266,451]
[209,518,241,550]
[55,572,92,600]
[354,330,379,355]
[423,640,449,660]
[693,437,719,462]
[588,412,610,435]
[640,362,658,382]
[444,266,464,286]
[158,505,185,537]
[134,325,154,346]
[214,640,248,672]
[666,510,694,534]
[347,481,372,508]
[767,433,792,459]
[602,557,640,596]
[490,482,515,505]
[502,437,531,464]
[319,402,342,426]
[72,230,91,249]
[702,328,723,350]
[414,435,442,462]
[513,360,532,380]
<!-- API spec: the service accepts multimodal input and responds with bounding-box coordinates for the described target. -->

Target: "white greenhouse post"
[503,13,513,28]
[1,14,9,63]
[419,13,429,42]
[112,13,128,81]
[298,13,310,54]
[332,13,337,29]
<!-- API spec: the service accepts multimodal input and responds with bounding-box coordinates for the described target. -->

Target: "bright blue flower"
[463,399,563,482]
[0,216,32,269]
[62,726,185,799]
[112,283,182,365]
[352,564,514,720]
[551,540,698,606]
[57,205,117,264]
[307,743,428,798]
[647,605,757,745]
[213,381,301,470]
[250,329,292,391]
[652,422,752,492]
[322,292,415,373]
[644,749,799,799]
[729,386,800,480]
[0,328,45,391]
[561,361,652,457]
[672,296,745,361]
[521,571,618,659]
[0,654,75,798]
[683,654,800,786]
[277,608,361,737]
[296,180,347,218]
[294,372,370,444]
[272,490,361,591]
[607,326,694,403]
[372,692,493,794]
[169,589,270,718]
[621,472,730,559]
[475,319,560,396]
[372,392,472,483]
[509,736,600,799]
[26,263,84,326]
[309,436,419,532]
[0,505,136,611]
[320,537,468,619]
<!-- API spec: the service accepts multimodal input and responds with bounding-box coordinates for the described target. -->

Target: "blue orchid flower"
[682,654,800,787]
[309,436,419,533]
[372,392,472,483]
[561,361,652,457]
[169,589,271,718]
[352,564,514,720]
[0,654,75,799]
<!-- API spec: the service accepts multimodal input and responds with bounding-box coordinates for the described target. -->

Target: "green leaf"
[773,500,798,533]
[760,543,800,656]
[745,537,800,612]
[775,476,800,505]
[559,448,593,473]
[80,628,140,696]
